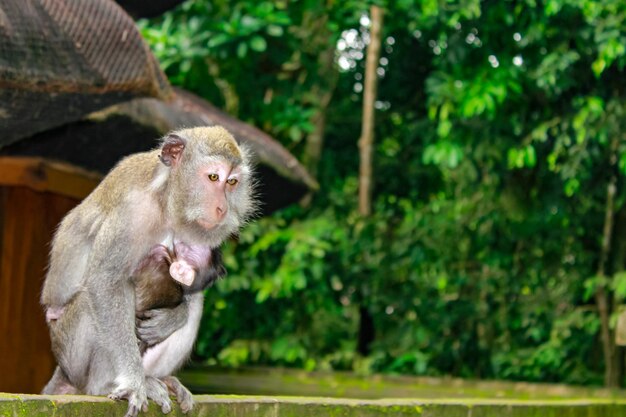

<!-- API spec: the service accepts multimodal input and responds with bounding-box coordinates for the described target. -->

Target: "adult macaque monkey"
[41,126,255,417]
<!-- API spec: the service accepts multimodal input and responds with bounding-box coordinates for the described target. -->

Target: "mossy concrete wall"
[2,393,626,417]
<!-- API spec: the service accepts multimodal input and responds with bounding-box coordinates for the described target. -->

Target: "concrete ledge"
[2,393,626,417]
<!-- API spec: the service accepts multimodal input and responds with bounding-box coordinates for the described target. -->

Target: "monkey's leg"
[49,293,135,395]
[42,366,79,395]
[143,293,203,376]
[143,293,204,412]
[47,293,106,394]
[50,288,171,417]
[162,376,193,413]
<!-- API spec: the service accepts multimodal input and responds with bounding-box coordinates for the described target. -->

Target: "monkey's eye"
[227,178,238,186]
[208,174,219,182]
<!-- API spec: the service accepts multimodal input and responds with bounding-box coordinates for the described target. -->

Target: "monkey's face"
[174,155,252,241]
[195,158,242,230]
[161,127,256,245]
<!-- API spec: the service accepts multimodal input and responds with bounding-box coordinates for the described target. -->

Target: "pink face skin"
[196,161,241,230]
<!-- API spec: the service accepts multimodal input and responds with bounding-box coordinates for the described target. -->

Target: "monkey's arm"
[88,267,147,414]
[41,207,97,308]
[136,301,189,347]
[86,215,155,417]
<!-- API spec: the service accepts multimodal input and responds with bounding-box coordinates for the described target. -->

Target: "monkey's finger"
[162,376,194,413]
[126,399,147,416]
[160,400,173,414]
[137,321,159,332]
[144,316,166,327]
[110,388,147,417]
[136,310,155,319]
[113,395,140,417]
[179,395,194,414]
[108,390,128,401]
[137,326,164,342]
[146,376,173,414]
[124,405,140,417]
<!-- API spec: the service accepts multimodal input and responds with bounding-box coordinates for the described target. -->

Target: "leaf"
[613,272,626,298]
[618,152,626,176]
[241,15,262,31]
[237,42,248,58]
[583,275,603,301]
[564,178,580,197]
[267,25,284,37]
[592,58,606,77]
[507,148,521,169]
[437,119,452,137]
[207,33,231,48]
[524,145,537,167]
[270,337,306,363]
[507,146,535,169]
[250,35,267,52]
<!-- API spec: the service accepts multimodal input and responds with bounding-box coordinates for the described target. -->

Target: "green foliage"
[142,0,626,386]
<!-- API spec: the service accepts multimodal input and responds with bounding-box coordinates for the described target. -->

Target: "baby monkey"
[134,243,226,354]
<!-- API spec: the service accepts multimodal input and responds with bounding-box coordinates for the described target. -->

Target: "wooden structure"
[0,158,101,393]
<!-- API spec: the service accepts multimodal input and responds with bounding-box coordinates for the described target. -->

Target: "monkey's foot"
[146,376,173,414]
[162,376,194,413]
[169,260,196,286]
[108,385,148,417]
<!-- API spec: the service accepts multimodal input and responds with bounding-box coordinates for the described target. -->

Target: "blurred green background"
[140,0,626,388]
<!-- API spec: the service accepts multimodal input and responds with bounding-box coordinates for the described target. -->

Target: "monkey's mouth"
[197,218,220,230]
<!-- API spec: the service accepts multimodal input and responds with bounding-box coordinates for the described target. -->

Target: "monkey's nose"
[216,206,227,219]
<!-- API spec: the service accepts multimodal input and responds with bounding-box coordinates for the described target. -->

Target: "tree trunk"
[595,135,620,387]
[358,5,384,216]
[355,5,384,356]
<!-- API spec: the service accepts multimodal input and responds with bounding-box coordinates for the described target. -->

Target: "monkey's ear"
[159,134,186,167]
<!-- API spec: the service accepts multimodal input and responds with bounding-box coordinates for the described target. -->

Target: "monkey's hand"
[136,302,189,347]
[170,259,196,286]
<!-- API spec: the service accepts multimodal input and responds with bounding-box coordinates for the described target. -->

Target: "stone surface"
[2,393,626,417]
